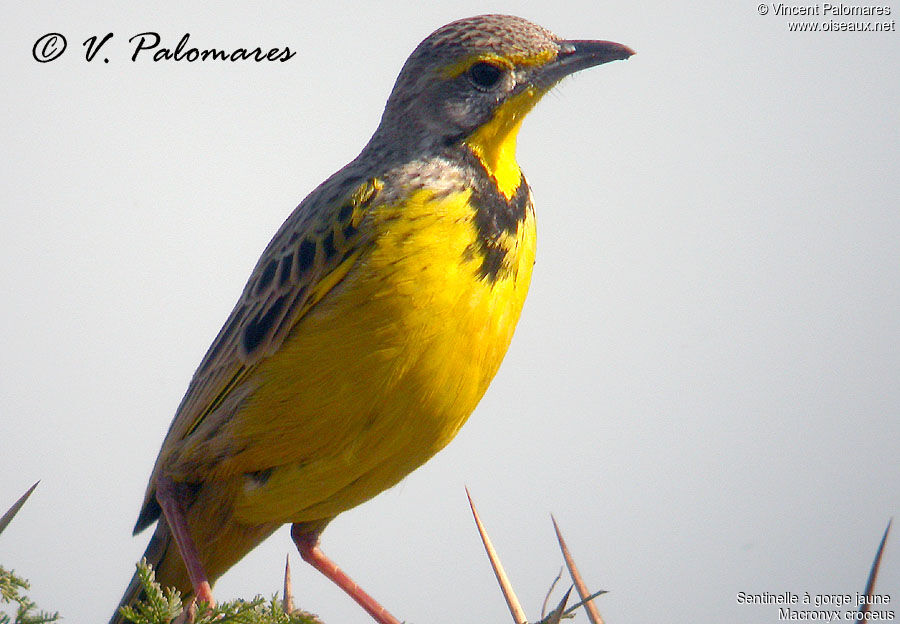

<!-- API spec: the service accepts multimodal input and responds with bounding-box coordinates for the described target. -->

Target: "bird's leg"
[156,476,215,608]
[291,523,402,624]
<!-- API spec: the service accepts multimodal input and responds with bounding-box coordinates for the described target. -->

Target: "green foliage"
[116,560,182,624]
[117,560,321,624]
[0,566,59,624]
[3,484,317,624]
[193,596,322,624]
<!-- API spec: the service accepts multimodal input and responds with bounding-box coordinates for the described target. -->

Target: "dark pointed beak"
[533,39,634,90]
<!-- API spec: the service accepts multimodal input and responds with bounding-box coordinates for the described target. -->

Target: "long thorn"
[466,488,528,624]
[552,515,605,624]
[543,586,573,624]
[858,519,892,619]
[541,568,564,620]
[564,589,610,616]
[0,481,39,536]
[283,554,294,615]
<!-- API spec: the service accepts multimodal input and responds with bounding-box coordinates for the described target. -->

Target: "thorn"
[283,553,294,615]
[858,519,892,619]
[0,481,40,536]
[543,586,573,624]
[541,568,564,620]
[467,487,528,624]
[563,589,609,617]
[552,514,605,624]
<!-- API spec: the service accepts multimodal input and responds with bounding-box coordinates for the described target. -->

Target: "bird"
[110,14,633,624]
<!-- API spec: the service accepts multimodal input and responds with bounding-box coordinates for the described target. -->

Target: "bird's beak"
[532,39,634,90]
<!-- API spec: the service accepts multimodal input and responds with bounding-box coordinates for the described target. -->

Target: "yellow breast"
[230,183,536,524]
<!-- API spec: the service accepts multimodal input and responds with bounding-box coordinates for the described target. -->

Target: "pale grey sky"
[3,2,898,624]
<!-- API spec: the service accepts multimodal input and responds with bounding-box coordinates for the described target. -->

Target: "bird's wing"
[133,176,383,533]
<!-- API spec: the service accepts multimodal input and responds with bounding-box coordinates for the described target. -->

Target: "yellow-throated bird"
[111,14,632,624]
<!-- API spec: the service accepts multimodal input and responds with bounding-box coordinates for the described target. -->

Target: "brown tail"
[110,490,284,624]
[108,519,190,624]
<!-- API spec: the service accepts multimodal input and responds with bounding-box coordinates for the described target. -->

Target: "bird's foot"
[291,524,402,624]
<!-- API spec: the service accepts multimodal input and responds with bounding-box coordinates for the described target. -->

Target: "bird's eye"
[467,62,504,90]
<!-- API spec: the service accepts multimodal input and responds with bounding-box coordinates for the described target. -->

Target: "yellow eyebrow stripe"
[442,49,557,78]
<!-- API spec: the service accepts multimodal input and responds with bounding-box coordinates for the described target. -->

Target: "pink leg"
[291,524,401,624]
[156,476,215,607]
